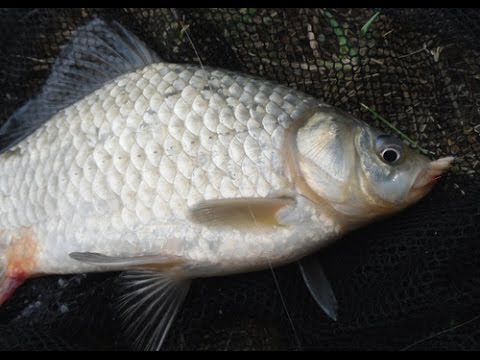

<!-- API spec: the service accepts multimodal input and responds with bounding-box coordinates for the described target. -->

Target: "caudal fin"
[0,228,39,306]
[0,258,25,306]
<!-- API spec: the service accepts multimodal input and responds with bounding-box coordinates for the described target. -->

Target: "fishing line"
[268,261,302,351]
[170,8,221,113]
[170,8,302,350]
[400,313,480,351]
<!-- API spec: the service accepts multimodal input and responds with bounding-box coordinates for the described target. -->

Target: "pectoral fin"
[188,197,295,228]
[299,255,338,321]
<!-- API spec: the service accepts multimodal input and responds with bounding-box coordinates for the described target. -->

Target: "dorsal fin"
[0,18,161,153]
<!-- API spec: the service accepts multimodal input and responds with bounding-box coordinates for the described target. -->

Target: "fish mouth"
[412,156,455,190]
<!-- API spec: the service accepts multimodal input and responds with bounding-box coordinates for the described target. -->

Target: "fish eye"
[381,148,401,163]
[375,135,403,165]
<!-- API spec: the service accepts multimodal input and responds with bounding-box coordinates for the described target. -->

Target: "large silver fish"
[0,19,453,349]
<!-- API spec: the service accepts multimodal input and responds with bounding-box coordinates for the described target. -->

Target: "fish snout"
[412,156,455,189]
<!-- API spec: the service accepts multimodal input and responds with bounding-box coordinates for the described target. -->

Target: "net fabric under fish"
[0,7,479,351]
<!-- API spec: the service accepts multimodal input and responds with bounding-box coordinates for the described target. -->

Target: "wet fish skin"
[0,61,339,276]
[0,18,454,349]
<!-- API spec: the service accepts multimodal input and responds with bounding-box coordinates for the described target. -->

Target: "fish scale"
[0,19,453,349]
[0,61,326,275]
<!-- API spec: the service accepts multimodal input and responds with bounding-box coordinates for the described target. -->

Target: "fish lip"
[412,156,455,189]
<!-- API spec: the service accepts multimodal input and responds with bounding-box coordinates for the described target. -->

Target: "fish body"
[0,19,453,349]
[1,61,341,277]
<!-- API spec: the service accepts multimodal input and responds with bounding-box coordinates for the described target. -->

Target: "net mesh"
[0,8,479,351]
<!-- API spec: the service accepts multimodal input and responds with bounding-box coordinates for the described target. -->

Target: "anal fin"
[69,251,190,349]
[118,270,191,351]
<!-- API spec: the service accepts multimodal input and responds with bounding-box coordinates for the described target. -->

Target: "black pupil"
[383,149,398,163]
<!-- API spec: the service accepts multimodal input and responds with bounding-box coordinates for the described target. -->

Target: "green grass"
[360,11,381,37]
[360,103,433,155]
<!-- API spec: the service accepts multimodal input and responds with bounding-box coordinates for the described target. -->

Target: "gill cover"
[293,107,357,204]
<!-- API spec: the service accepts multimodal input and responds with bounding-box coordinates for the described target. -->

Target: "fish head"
[355,125,454,212]
[291,106,454,226]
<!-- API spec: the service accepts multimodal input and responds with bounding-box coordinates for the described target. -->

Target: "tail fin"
[0,244,26,306]
[0,252,6,304]
[0,275,23,306]
[0,256,22,306]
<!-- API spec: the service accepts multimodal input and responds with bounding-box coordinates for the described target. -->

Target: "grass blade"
[360,103,434,155]
[361,11,381,37]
